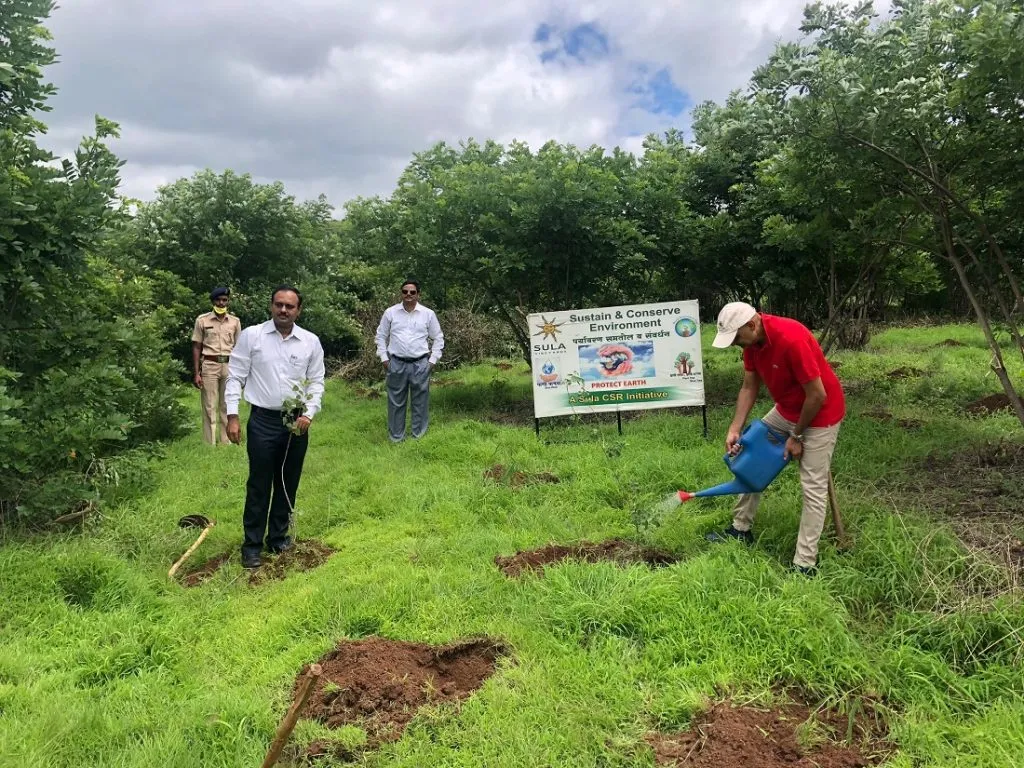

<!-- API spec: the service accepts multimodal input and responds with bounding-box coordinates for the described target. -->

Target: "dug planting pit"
[645,699,890,768]
[250,540,335,585]
[179,552,232,587]
[495,540,677,577]
[177,539,334,587]
[295,637,508,760]
[965,393,1013,416]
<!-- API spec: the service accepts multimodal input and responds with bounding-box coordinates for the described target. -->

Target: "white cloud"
[39,0,895,208]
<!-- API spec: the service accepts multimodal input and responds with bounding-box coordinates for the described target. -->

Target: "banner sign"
[528,300,705,418]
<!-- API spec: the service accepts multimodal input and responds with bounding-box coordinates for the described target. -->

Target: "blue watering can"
[677,419,792,502]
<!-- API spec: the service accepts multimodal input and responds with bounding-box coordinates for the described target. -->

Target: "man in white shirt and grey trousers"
[226,285,325,569]
[375,280,445,442]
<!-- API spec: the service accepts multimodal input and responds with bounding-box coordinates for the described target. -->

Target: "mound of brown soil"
[178,539,334,587]
[483,464,560,487]
[936,339,966,347]
[250,540,334,585]
[495,539,677,577]
[965,393,1013,416]
[179,552,232,587]
[297,637,507,758]
[646,699,889,768]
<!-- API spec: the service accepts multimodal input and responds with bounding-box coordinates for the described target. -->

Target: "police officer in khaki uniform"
[191,287,242,445]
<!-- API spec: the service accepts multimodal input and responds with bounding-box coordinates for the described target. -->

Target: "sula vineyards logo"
[533,315,564,342]
[532,315,567,354]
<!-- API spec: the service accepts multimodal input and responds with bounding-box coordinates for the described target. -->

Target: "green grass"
[1,323,1022,767]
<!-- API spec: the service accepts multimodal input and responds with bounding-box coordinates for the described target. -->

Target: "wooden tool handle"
[260,663,323,768]
[167,525,212,579]
[827,472,848,545]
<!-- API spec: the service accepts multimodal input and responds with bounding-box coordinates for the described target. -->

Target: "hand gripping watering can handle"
[725,421,756,461]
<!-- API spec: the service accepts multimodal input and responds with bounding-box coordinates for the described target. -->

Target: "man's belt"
[204,354,230,363]
[250,405,283,416]
[391,354,428,363]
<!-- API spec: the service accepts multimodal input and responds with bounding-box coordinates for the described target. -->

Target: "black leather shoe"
[269,539,294,555]
[705,525,754,546]
[241,552,262,569]
[791,564,818,577]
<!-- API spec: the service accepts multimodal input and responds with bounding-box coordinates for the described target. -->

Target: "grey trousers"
[386,357,431,441]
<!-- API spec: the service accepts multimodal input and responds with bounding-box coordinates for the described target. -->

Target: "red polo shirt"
[743,314,845,427]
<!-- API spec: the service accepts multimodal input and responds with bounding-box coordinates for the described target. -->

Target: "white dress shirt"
[375,303,445,364]
[225,320,325,418]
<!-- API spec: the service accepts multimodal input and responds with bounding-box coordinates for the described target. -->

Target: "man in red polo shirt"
[706,302,845,574]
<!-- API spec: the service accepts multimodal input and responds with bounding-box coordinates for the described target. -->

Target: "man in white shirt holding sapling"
[374,280,445,442]
[226,285,325,569]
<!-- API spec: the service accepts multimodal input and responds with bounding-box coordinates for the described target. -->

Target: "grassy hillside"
[1,324,1021,767]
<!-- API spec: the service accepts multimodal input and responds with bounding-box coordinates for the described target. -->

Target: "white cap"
[712,302,757,348]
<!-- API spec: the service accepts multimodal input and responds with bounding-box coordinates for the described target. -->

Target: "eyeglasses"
[401,289,418,295]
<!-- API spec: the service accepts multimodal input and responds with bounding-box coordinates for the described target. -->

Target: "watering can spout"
[678,478,752,501]
[677,419,792,503]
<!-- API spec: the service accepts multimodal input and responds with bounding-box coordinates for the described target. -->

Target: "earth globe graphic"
[539,361,559,383]
[674,317,698,337]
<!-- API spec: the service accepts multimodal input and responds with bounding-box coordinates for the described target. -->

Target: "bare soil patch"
[483,464,560,488]
[495,539,678,577]
[250,540,334,585]
[494,362,514,370]
[295,636,507,760]
[936,338,967,348]
[646,699,889,768]
[905,441,1024,573]
[177,539,334,587]
[965,393,1013,416]
[179,551,232,587]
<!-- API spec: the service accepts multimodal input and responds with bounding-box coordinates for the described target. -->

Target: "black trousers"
[242,407,308,556]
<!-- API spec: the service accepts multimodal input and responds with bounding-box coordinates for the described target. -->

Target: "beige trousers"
[731,406,841,568]
[200,360,230,446]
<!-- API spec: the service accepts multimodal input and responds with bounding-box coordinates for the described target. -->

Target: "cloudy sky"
[40,1,887,211]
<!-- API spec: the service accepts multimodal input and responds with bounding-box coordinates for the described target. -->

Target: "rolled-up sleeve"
[225,328,252,416]
[304,338,326,419]
[428,310,445,364]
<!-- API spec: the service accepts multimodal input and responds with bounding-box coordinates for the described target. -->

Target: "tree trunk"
[938,204,1024,428]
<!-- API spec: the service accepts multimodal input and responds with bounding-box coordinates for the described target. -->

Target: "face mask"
[213,305,227,315]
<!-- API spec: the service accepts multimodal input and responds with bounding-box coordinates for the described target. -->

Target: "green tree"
[125,170,366,357]
[374,139,651,360]
[0,0,188,524]
[756,0,1024,424]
